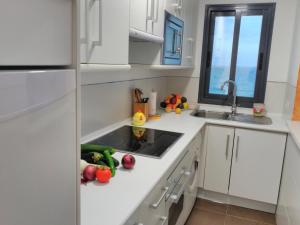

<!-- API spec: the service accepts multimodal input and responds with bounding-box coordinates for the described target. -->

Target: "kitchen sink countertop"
[80,110,289,225]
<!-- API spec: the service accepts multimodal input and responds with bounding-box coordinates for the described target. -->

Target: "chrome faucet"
[220,80,237,116]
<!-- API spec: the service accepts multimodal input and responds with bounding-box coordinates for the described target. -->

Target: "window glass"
[235,15,263,97]
[209,16,235,95]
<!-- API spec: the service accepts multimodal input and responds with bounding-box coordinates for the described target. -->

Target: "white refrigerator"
[0,70,77,225]
[0,1,77,225]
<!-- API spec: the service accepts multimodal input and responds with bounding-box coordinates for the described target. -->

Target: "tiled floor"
[185,199,276,225]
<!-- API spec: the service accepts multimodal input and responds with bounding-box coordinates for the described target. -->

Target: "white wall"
[81,66,167,136]
[164,0,299,114]
[283,0,300,119]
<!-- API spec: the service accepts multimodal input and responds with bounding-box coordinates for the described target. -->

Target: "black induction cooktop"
[88,125,183,158]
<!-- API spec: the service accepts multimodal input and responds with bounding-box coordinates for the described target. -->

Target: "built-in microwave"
[162,11,184,65]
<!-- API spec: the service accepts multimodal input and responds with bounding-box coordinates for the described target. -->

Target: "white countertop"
[80,110,289,225]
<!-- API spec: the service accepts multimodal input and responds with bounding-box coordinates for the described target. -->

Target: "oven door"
[180,157,199,225]
[166,168,192,225]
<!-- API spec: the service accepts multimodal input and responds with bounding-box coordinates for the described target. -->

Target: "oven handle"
[169,170,191,204]
[151,186,169,209]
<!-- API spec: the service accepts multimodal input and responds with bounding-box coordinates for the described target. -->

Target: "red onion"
[122,154,136,169]
[83,165,97,181]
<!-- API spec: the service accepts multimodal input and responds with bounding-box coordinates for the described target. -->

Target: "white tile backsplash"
[166,76,287,114]
[81,76,167,136]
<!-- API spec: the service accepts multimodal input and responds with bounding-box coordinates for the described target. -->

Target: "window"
[198,4,275,107]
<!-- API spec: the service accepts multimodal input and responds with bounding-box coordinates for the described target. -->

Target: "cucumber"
[102,157,120,168]
[103,149,116,177]
[81,144,115,155]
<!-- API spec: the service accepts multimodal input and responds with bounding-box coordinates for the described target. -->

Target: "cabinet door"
[138,179,168,225]
[229,129,286,204]
[152,0,165,37]
[130,0,148,32]
[204,125,234,194]
[165,0,183,18]
[181,0,196,67]
[163,13,183,65]
[80,0,129,64]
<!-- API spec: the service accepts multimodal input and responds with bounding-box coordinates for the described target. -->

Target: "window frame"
[198,3,276,108]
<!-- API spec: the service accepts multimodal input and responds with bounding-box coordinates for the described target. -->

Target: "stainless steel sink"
[191,110,272,125]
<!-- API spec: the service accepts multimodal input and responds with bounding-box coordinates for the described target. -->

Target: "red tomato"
[96,167,112,183]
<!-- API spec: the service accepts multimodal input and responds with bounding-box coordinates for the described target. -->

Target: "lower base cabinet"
[276,135,300,225]
[125,131,202,225]
[203,125,286,204]
[229,128,286,204]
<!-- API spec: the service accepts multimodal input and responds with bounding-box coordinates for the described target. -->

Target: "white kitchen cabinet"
[204,125,235,194]
[0,0,72,66]
[277,135,300,225]
[130,0,165,39]
[130,0,148,32]
[165,0,184,19]
[229,129,286,204]
[80,0,129,64]
[181,0,197,67]
[138,178,168,225]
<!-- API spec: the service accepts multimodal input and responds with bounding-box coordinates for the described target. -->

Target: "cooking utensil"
[134,88,143,103]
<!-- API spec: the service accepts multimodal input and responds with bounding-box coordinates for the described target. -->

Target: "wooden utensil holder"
[133,103,149,120]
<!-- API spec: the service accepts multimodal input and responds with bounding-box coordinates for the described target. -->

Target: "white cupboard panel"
[0,0,72,65]
[81,0,129,64]
[204,125,234,194]
[0,95,76,225]
[130,0,148,32]
[277,135,300,225]
[230,129,286,204]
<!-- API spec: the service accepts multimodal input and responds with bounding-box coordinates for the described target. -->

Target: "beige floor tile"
[194,199,227,215]
[227,205,276,224]
[185,208,226,225]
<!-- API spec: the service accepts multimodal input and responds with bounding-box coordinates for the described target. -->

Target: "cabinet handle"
[146,0,155,21]
[151,187,169,209]
[153,0,159,23]
[159,217,168,225]
[236,136,240,160]
[89,0,102,46]
[225,134,230,160]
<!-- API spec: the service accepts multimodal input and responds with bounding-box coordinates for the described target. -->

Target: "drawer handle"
[159,217,168,225]
[151,187,169,209]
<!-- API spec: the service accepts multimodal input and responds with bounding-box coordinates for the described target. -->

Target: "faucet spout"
[220,80,237,116]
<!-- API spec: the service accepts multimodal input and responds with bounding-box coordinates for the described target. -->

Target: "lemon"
[175,108,182,114]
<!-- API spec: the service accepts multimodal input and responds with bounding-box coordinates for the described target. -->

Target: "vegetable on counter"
[103,149,116,177]
[122,154,136,169]
[82,165,97,181]
[81,144,115,155]
[81,152,104,164]
[96,167,112,183]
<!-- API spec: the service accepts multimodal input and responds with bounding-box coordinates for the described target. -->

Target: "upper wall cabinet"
[165,0,184,19]
[130,0,165,41]
[181,0,197,67]
[80,0,130,65]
